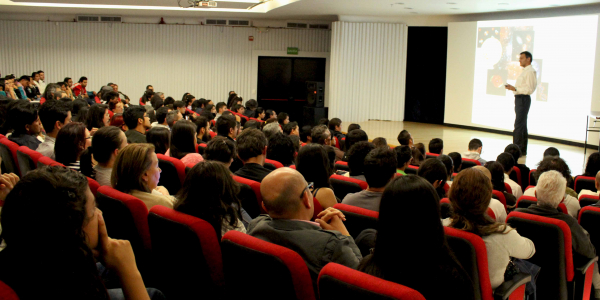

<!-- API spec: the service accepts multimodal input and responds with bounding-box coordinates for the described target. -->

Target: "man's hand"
[504,84,516,91]
[0,173,19,201]
[316,207,350,236]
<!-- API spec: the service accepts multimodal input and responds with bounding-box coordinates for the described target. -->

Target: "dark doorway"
[404,27,448,124]
[257,56,326,124]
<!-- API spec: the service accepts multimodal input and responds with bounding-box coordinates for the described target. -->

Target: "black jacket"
[234,163,272,183]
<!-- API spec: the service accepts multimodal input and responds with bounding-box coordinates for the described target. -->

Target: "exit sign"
[287,47,299,55]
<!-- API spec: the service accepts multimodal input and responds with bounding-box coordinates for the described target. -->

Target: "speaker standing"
[505,51,537,157]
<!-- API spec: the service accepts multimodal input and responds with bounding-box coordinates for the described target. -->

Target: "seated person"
[151,107,170,130]
[194,116,211,144]
[283,121,301,151]
[347,123,361,132]
[497,152,523,199]
[428,138,443,155]
[417,158,448,199]
[166,120,204,166]
[329,118,345,148]
[277,112,290,127]
[80,126,128,186]
[524,156,580,218]
[372,137,388,149]
[216,114,238,141]
[485,161,517,207]
[297,144,338,209]
[243,99,258,118]
[447,168,535,290]
[396,129,413,148]
[579,170,600,199]
[505,143,530,187]
[344,141,375,181]
[411,145,425,166]
[300,125,313,144]
[85,104,109,134]
[112,144,175,210]
[7,100,42,150]
[583,152,600,177]
[37,100,71,159]
[312,124,343,161]
[204,136,236,168]
[516,170,600,296]
[248,168,361,290]
[124,106,151,144]
[463,138,487,165]
[342,148,397,212]
[343,129,368,156]
[146,127,170,155]
[543,147,560,157]
[0,166,161,299]
[437,155,454,186]
[266,133,296,167]
[55,122,91,171]
[262,122,281,140]
[448,152,462,174]
[359,175,476,300]
[472,166,508,223]
[175,161,248,238]
[233,128,272,183]
[395,145,412,175]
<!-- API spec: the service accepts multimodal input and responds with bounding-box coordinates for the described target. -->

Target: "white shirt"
[35,80,46,94]
[578,189,599,200]
[514,65,537,95]
[151,122,170,130]
[504,173,523,199]
[489,198,507,223]
[483,227,535,289]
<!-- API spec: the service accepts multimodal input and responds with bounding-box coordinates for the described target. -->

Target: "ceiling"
[1,0,600,20]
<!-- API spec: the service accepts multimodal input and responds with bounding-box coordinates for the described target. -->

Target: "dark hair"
[85,104,108,131]
[448,168,507,237]
[318,118,329,126]
[265,109,274,118]
[245,99,258,110]
[191,99,204,112]
[39,100,70,134]
[468,138,483,151]
[216,114,236,137]
[243,120,260,130]
[496,152,515,174]
[485,161,508,192]
[236,128,267,161]
[80,126,124,178]
[536,156,573,187]
[55,122,88,166]
[417,158,447,198]
[344,129,368,152]
[140,89,154,106]
[227,94,239,109]
[504,144,521,163]
[146,127,170,155]
[521,51,532,62]
[0,166,109,299]
[397,130,411,146]
[395,145,412,167]
[448,152,462,173]
[347,123,361,132]
[329,118,342,131]
[266,133,296,167]
[543,147,560,157]
[72,99,89,116]
[216,102,227,112]
[8,100,38,134]
[123,106,146,130]
[78,77,87,83]
[164,96,175,107]
[297,144,332,189]
[437,155,454,178]
[174,161,242,240]
[155,107,169,124]
[201,104,215,121]
[428,138,443,154]
[372,137,388,148]
[300,125,312,143]
[73,107,89,124]
[146,85,153,90]
[173,100,185,110]
[364,148,397,188]
[18,75,29,82]
[277,112,289,125]
[411,146,425,166]
[170,120,197,160]
[31,71,39,77]
[283,121,298,135]
[205,136,236,164]
[194,116,210,138]
[584,152,600,177]
[347,141,375,176]
[102,91,119,104]
[64,77,72,83]
[150,95,164,111]
[183,94,195,106]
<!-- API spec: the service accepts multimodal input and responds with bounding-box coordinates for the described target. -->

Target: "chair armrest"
[493,272,531,300]
[576,256,598,275]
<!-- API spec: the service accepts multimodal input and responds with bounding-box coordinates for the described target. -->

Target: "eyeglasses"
[300,182,314,198]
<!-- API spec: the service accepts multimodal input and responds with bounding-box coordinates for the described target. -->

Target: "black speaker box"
[306,81,325,108]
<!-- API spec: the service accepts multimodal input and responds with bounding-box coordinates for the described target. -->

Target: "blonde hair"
[111,144,156,193]
[536,170,566,208]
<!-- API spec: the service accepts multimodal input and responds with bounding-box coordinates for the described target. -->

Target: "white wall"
[0,20,330,104]
[329,21,408,122]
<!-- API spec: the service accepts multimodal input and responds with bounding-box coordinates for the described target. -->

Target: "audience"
[80,126,128,186]
[124,106,151,144]
[505,143,530,187]
[448,152,463,173]
[437,155,454,185]
[263,122,281,140]
[7,100,42,150]
[283,121,300,151]
[428,138,444,154]
[397,129,413,147]
[583,152,600,177]
[215,102,227,120]
[266,133,296,167]
[37,100,71,159]
[249,168,361,290]
[543,147,560,157]
[358,175,476,300]
[145,127,170,155]
[300,125,313,144]
[463,138,486,165]
[216,114,238,142]
[372,137,388,148]
[411,145,426,166]
[395,145,413,175]
[112,144,175,209]
[296,144,338,208]
[312,124,343,161]
[446,168,535,290]
[343,129,368,154]
[151,107,170,130]
[484,161,517,207]
[277,112,289,127]
[329,118,345,147]
[85,104,110,135]
[417,158,448,199]
[54,122,91,171]
[580,171,600,199]
[497,152,523,199]
[234,129,271,182]
[243,99,258,118]
[342,148,397,212]
[194,116,211,144]
[345,141,376,181]
[471,166,508,223]
[167,120,204,166]
[204,136,237,168]
[166,110,182,130]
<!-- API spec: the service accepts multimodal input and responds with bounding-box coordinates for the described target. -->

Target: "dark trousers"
[513,95,531,154]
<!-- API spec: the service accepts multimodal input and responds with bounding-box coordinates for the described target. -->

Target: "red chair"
[265,158,284,169]
[525,185,535,192]
[232,175,265,215]
[0,138,20,176]
[578,206,600,270]
[86,177,100,196]
[405,165,418,175]
[209,131,217,138]
[529,169,537,186]
[425,152,440,159]
[149,206,224,299]
[510,166,523,190]
[516,195,569,215]
[444,227,531,300]
[443,182,450,195]
[507,211,597,300]
[574,176,596,194]
[210,119,216,126]
[462,158,482,169]
[290,165,297,170]
[333,203,378,239]
[37,156,64,168]
[0,134,5,140]
[330,174,368,200]
[221,231,316,300]
[492,190,507,210]
[579,194,599,207]
[0,280,18,300]
[318,263,425,300]
[195,143,207,155]
[156,154,186,195]
[335,161,350,171]
[16,146,43,176]
[504,182,512,195]
[312,197,323,221]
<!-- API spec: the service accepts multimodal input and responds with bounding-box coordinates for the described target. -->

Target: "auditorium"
[2,0,600,299]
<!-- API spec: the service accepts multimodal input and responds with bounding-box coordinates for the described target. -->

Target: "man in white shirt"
[497,152,523,199]
[578,170,600,199]
[35,70,47,93]
[150,107,170,130]
[505,51,537,156]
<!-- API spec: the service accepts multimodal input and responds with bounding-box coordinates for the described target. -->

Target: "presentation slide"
[470,15,598,141]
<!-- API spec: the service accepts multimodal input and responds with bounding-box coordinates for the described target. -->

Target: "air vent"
[77,16,99,22]
[287,23,309,29]
[206,19,227,25]
[100,16,122,22]
[309,24,329,29]
[228,20,251,26]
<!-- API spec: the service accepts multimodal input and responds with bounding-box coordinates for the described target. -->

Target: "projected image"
[537,82,549,102]
[487,69,507,96]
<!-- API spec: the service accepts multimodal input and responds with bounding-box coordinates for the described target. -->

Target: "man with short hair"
[72,77,89,98]
[463,138,486,165]
[397,129,413,148]
[342,148,397,211]
[205,136,237,168]
[448,152,462,174]
[300,125,313,144]
[123,106,151,143]
[543,147,560,158]
[329,118,345,149]
[146,85,154,91]
[148,95,164,123]
[283,121,301,151]
[505,144,529,187]
[243,99,258,118]
[166,110,182,130]
[234,129,272,182]
[249,168,361,289]
[7,101,42,150]
[497,152,523,198]
[215,102,227,121]
[18,76,36,99]
[152,107,170,130]
[36,101,72,159]
[505,51,536,156]
[217,115,238,142]
[312,124,343,161]
[345,141,375,181]
[173,101,187,118]
[36,70,46,93]
[277,112,289,127]
[395,145,413,175]
[428,138,444,154]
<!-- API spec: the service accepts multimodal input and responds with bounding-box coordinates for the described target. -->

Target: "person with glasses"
[311,124,344,162]
[54,122,92,171]
[249,167,361,293]
[124,106,151,144]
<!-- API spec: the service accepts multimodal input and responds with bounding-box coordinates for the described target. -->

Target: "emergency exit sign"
[287,47,299,55]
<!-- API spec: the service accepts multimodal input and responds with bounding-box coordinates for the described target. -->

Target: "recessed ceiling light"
[405,7,413,9]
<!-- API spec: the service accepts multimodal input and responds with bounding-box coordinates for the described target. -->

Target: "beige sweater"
[130,189,176,210]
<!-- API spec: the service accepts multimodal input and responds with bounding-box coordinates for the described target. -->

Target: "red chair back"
[333,203,378,239]
[156,153,186,195]
[232,175,265,215]
[574,176,597,194]
[504,182,512,194]
[265,158,284,169]
[209,131,217,138]
[221,231,316,300]
[16,146,43,176]
[425,152,440,159]
[318,263,425,300]
[0,280,19,300]
[329,174,368,200]
[510,166,523,189]
[312,197,323,221]
[529,169,537,186]
[579,194,600,207]
[516,195,568,214]
[0,138,20,175]
[578,206,600,272]
[405,165,418,175]
[461,158,481,169]
[37,156,64,168]
[149,206,224,299]
[335,161,350,171]
[86,177,100,196]
[492,190,507,209]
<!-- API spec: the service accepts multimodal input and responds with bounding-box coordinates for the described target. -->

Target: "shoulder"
[316,187,336,198]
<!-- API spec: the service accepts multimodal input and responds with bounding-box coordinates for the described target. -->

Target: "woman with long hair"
[146,127,170,155]
[167,120,203,166]
[80,126,128,186]
[174,161,246,239]
[85,104,110,135]
[583,152,600,177]
[358,175,475,300]
[140,89,154,106]
[55,122,91,171]
[447,168,535,290]
[296,144,337,208]
[484,161,517,207]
